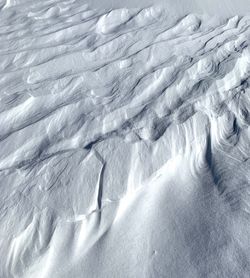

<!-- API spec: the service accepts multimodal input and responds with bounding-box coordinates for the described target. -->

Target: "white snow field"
[0,0,250,277]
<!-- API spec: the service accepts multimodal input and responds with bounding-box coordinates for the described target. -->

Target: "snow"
[0,0,250,277]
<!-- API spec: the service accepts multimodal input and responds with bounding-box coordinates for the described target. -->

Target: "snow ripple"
[0,1,250,277]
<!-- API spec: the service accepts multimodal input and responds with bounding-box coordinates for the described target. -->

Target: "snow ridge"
[0,1,250,277]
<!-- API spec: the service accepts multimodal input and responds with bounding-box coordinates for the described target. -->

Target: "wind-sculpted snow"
[0,0,250,277]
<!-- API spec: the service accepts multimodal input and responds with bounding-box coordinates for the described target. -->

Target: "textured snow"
[0,0,250,277]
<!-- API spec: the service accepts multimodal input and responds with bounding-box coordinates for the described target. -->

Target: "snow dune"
[0,0,250,277]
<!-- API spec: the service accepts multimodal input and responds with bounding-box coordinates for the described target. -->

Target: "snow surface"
[0,0,250,277]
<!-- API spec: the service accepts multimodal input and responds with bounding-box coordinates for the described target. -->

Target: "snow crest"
[0,1,250,277]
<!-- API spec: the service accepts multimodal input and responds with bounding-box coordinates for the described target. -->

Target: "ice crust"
[0,0,250,277]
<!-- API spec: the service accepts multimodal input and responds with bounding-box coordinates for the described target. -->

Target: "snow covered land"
[0,0,250,277]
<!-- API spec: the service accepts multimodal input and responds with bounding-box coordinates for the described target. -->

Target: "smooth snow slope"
[0,0,250,277]
[87,0,250,17]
